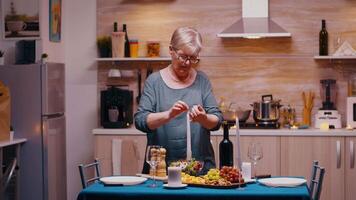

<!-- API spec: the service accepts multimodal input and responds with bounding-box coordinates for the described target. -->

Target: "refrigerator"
[0,63,66,200]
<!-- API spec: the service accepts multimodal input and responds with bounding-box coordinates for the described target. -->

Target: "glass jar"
[147,41,160,57]
[129,39,139,58]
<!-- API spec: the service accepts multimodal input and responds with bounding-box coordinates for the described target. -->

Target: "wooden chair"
[78,159,101,188]
[309,160,325,200]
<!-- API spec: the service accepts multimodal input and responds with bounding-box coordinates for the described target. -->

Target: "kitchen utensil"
[251,94,282,124]
[236,110,251,122]
[302,91,315,126]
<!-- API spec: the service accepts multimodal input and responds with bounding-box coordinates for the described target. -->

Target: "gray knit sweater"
[134,70,223,172]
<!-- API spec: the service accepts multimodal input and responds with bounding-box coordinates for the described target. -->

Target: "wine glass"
[145,145,160,187]
[247,142,263,179]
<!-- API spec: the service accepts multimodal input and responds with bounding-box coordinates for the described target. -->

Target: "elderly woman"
[134,27,223,174]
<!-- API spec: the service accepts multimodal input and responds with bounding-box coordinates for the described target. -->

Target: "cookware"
[251,94,282,124]
[222,109,251,122]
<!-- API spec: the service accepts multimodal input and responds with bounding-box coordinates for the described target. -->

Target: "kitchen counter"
[92,127,356,136]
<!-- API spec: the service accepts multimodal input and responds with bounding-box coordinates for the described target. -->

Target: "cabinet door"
[94,135,147,176]
[345,137,356,200]
[215,135,280,176]
[281,137,344,200]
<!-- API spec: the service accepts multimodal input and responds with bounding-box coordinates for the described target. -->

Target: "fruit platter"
[170,160,245,189]
[182,166,245,188]
[170,159,204,176]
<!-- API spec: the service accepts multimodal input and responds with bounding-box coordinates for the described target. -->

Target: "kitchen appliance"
[315,79,341,128]
[347,97,356,128]
[0,63,66,200]
[15,40,36,64]
[101,86,133,128]
[217,0,291,38]
[251,94,282,126]
[239,122,280,129]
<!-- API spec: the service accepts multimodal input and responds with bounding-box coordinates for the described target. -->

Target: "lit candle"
[235,117,242,169]
[186,112,192,160]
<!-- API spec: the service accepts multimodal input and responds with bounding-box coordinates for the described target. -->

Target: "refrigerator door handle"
[336,140,341,169]
[351,140,355,169]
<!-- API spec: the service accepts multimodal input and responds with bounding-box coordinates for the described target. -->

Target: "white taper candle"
[235,117,242,169]
[186,112,192,160]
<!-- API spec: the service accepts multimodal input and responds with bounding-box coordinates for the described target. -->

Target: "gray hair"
[170,27,202,56]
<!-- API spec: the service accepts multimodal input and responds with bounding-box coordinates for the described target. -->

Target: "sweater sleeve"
[134,75,156,133]
[200,72,223,131]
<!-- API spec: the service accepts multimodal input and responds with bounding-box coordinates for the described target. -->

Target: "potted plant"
[0,50,4,65]
[5,2,27,35]
[96,36,112,58]
[41,53,48,63]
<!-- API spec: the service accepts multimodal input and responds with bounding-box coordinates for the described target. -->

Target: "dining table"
[77,178,311,200]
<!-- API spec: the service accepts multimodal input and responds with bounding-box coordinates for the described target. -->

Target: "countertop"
[92,127,356,137]
[0,138,27,148]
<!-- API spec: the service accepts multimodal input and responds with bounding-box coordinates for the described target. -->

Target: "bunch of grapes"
[204,168,221,181]
[219,166,243,183]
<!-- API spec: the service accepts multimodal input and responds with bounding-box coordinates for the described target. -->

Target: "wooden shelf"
[96,57,171,62]
[314,55,356,60]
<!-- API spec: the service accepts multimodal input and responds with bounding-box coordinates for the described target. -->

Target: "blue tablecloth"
[77,179,311,200]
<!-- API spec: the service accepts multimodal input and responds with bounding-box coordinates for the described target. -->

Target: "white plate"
[100,176,147,185]
[163,183,187,189]
[244,178,256,183]
[258,177,307,187]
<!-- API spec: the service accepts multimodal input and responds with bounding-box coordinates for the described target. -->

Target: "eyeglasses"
[171,48,200,64]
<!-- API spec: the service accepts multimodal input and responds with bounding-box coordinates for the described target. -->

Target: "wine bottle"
[319,19,328,56]
[123,24,131,57]
[219,122,233,168]
[113,22,118,32]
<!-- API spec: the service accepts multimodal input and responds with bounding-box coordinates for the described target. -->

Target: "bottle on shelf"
[319,19,328,56]
[113,22,118,32]
[10,125,14,140]
[123,24,131,57]
[112,22,125,58]
[219,121,233,169]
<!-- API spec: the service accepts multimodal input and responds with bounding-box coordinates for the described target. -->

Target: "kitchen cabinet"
[94,135,147,176]
[345,137,356,200]
[281,137,345,200]
[213,135,281,176]
[94,129,356,200]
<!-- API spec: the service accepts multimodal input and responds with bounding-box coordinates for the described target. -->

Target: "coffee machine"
[101,86,133,128]
[315,79,341,128]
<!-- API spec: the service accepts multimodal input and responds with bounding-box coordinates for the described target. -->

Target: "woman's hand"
[168,100,189,119]
[189,105,207,123]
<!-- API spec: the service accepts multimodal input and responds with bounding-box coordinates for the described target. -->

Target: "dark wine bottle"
[319,19,328,56]
[113,22,118,32]
[219,122,233,168]
[123,24,131,57]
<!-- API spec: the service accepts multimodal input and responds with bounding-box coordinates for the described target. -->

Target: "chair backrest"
[78,159,101,189]
[1,158,17,194]
[309,160,325,200]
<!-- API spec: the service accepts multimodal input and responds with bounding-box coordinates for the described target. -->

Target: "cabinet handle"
[337,140,341,169]
[133,140,139,159]
[351,140,355,169]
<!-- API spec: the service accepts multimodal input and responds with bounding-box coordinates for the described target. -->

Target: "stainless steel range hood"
[217,0,291,39]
